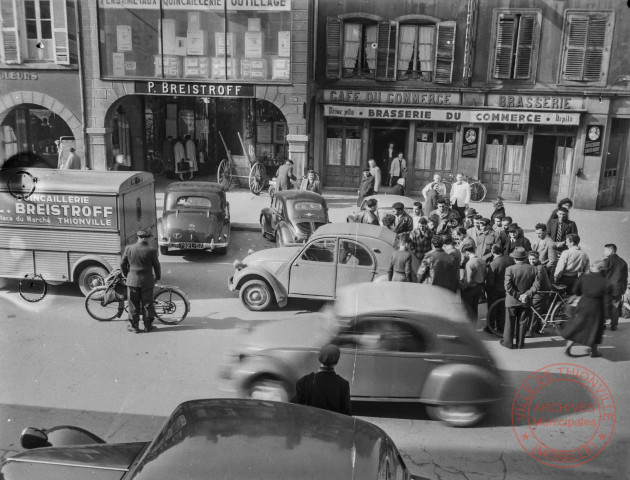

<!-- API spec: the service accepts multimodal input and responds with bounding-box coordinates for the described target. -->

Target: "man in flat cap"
[120,230,161,333]
[291,344,352,415]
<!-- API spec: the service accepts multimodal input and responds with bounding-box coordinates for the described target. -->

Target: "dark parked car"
[260,190,329,247]
[157,181,230,255]
[1,399,426,480]
[222,283,502,427]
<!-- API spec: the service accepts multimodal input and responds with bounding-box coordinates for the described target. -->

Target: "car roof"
[165,181,225,194]
[335,282,470,324]
[131,399,392,480]
[365,194,417,208]
[276,190,324,202]
[313,222,397,243]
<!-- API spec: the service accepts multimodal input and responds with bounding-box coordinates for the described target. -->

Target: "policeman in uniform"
[121,230,161,333]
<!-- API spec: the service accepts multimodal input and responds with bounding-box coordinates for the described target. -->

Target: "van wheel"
[160,246,169,256]
[78,266,108,296]
[240,279,273,311]
[426,404,486,427]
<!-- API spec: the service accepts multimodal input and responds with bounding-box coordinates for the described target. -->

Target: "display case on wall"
[98,1,292,81]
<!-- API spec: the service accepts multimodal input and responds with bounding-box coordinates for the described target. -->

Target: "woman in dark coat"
[562,260,611,358]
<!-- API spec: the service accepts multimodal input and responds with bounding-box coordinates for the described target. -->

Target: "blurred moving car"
[221,283,502,427]
[260,190,329,247]
[230,223,418,311]
[157,181,230,255]
[347,194,417,223]
[1,399,426,480]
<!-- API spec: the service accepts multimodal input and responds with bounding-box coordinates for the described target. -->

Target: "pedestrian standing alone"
[388,233,413,282]
[291,344,352,415]
[502,247,539,349]
[389,152,407,187]
[357,168,375,207]
[562,261,611,358]
[602,243,628,331]
[120,230,161,333]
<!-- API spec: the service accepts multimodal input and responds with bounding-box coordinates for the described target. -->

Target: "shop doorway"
[371,128,407,185]
[529,136,556,202]
[599,119,629,208]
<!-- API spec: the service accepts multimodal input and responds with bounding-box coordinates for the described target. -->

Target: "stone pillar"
[86,127,108,171]
[286,134,309,178]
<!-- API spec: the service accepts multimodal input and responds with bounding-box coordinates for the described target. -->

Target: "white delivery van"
[0,168,157,295]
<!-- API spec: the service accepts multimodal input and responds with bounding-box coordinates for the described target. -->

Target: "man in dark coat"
[502,247,539,349]
[503,224,532,256]
[423,182,440,218]
[460,244,486,321]
[382,142,396,182]
[354,198,379,225]
[291,344,352,415]
[546,207,578,252]
[417,236,460,293]
[392,202,413,235]
[562,261,611,358]
[486,244,515,306]
[603,243,628,331]
[388,234,413,282]
[120,230,161,333]
[357,168,375,207]
[527,250,552,336]
[475,218,499,263]
[276,159,297,191]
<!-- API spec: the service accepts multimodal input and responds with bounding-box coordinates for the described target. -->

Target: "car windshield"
[166,193,222,211]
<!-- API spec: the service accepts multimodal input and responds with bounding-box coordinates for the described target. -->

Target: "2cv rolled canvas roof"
[0,169,152,195]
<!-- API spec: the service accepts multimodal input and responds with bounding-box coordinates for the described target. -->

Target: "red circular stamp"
[512,363,616,468]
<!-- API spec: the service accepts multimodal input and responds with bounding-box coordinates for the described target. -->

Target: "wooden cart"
[216,132,268,195]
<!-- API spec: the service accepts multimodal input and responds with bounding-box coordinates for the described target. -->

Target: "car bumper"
[159,240,228,250]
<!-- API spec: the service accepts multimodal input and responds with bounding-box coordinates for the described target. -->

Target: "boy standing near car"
[121,230,161,333]
[291,344,352,416]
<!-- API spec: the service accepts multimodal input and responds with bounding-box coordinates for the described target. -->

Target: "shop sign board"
[487,94,583,111]
[461,127,479,158]
[324,90,461,106]
[584,125,604,156]
[98,0,291,10]
[324,105,581,126]
[135,81,254,97]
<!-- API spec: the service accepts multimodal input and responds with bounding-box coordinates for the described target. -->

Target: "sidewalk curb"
[232,223,260,232]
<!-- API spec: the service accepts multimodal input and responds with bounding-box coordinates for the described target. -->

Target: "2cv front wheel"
[240,279,274,311]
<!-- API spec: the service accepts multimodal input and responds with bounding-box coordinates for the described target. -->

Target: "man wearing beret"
[291,344,352,415]
[120,230,161,333]
[392,202,413,235]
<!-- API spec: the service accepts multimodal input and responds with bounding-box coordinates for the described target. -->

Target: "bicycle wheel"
[470,182,487,202]
[154,287,189,325]
[148,158,165,176]
[85,287,122,321]
[217,159,232,190]
[486,298,505,338]
[249,162,266,195]
[550,300,571,335]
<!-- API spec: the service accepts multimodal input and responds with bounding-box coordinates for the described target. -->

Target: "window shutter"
[376,20,397,81]
[562,14,588,81]
[326,17,341,79]
[66,0,78,64]
[583,17,607,82]
[492,14,516,79]
[0,0,21,64]
[434,21,456,84]
[51,0,70,65]
[513,16,535,79]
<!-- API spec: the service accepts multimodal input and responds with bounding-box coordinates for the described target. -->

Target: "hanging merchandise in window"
[97,1,292,81]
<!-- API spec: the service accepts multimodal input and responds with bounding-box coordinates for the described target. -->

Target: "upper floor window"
[489,10,541,82]
[0,0,78,65]
[326,16,456,84]
[560,11,614,85]
[342,22,377,78]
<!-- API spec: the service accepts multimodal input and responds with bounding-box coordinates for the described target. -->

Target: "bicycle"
[486,284,571,338]
[85,269,190,325]
[443,173,487,203]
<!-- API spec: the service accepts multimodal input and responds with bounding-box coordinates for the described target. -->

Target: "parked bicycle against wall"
[85,269,190,325]
[442,173,487,203]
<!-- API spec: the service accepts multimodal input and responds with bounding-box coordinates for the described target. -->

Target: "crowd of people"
[360,173,628,357]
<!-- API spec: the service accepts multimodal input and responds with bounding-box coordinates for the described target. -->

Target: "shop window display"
[98,2,292,81]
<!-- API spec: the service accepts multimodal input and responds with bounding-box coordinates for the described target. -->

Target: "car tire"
[240,279,274,311]
[426,404,487,427]
[260,220,271,240]
[160,246,169,256]
[247,376,290,402]
[77,266,109,296]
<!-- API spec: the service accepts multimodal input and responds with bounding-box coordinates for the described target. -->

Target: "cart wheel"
[249,163,266,195]
[217,159,232,190]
